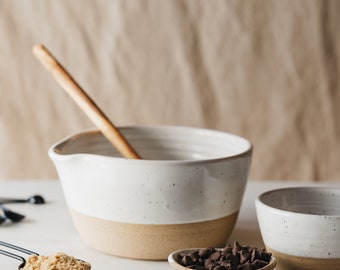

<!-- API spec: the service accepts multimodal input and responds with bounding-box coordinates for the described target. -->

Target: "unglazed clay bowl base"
[49,126,252,260]
[266,248,340,270]
[70,209,238,260]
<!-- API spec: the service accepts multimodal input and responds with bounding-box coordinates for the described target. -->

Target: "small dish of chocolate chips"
[168,241,276,270]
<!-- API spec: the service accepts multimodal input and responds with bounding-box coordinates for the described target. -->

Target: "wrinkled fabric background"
[0,0,339,181]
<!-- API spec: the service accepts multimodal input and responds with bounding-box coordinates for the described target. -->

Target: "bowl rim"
[49,125,253,165]
[256,186,340,217]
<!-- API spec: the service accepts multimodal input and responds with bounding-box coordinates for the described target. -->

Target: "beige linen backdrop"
[0,0,339,181]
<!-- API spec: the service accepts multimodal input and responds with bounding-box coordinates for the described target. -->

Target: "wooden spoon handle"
[33,44,140,159]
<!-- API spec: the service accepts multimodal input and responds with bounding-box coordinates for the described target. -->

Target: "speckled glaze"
[256,187,340,270]
[49,125,252,259]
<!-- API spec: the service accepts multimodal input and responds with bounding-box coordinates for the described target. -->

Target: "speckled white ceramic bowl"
[255,187,340,270]
[49,125,252,260]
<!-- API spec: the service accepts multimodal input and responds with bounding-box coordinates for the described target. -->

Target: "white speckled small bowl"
[255,187,340,270]
[49,126,252,260]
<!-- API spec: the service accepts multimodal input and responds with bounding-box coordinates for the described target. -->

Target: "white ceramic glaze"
[49,125,252,225]
[256,187,340,259]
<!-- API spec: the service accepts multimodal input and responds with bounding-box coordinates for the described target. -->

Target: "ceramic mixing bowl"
[49,125,252,260]
[256,187,340,270]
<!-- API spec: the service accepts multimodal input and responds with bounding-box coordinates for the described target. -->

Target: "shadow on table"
[228,227,265,248]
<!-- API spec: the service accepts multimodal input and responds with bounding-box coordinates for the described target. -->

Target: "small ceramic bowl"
[256,187,340,270]
[49,125,252,260]
[168,248,277,270]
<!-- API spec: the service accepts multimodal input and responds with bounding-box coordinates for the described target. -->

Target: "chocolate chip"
[251,259,268,268]
[232,241,243,255]
[199,248,212,259]
[182,255,194,266]
[239,250,250,264]
[175,241,272,270]
[208,262,219,270]
[209,251,221,261]
[251,248,260,262]
[213,266,227,270]
[222,244,232,254]
[190,250,200,262]
[259,250,272,262]
[221,261,231,268]
[226,254,240,266]
[205,259,215,268]
[237,262,252,270]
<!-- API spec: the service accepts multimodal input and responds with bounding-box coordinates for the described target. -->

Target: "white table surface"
[0,180,338,269]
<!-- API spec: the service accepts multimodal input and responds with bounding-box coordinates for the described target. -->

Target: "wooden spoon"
[32,44,140,159]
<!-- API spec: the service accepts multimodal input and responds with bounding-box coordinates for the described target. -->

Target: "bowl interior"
[259,187,340,215]
[54,126,252,161]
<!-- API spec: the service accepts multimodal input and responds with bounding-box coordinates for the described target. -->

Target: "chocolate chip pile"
[174,241,272,270]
